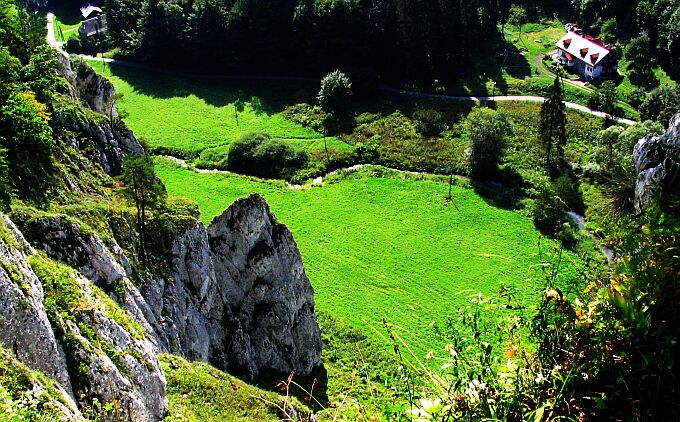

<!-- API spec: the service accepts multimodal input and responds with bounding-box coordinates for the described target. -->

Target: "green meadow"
[156,159,585,356]
[88,62,351,158]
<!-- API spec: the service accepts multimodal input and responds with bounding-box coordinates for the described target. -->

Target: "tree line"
[104,0,512,83]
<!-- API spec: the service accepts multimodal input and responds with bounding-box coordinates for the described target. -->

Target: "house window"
[586,65,592,73]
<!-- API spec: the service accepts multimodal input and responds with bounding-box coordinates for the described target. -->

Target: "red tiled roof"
[556,31,611,66]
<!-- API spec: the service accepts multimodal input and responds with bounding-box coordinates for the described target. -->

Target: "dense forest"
[97,0,680,83]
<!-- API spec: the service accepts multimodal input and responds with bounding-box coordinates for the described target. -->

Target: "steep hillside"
[0,5,324,418]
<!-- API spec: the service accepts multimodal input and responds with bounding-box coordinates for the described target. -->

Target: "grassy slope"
[89,62,351,158]
[156,160,584,356]
[161,354,311,421]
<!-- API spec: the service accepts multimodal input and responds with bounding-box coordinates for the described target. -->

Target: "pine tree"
[540,76,568,168]
[121,154,166,264]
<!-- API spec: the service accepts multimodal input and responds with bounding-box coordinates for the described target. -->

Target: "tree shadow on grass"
[102,61,319,112]
[452,33,533,97]
[471,168,525,211]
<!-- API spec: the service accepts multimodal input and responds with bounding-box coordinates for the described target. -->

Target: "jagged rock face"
[10,213,131,285]
[67,118,144,175]
[56,272,166,422]
[207,194,322,378]
[58,54,117,117]
[140,193,323,380]
[16,193,322,384]
[634,113,680,213]
[0,216,166,421]
[57,54,144,174]
[0,217,75,399]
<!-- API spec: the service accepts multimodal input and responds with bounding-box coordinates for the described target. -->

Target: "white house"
[78,3,107,38]
[555,31,618,80]
[79,3,103,19]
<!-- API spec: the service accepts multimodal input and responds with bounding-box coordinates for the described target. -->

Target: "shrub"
[412,109,446,137]
[640,85,680,127]
[226,131,309,180]
[354,139,380,163]
[530,182,568,235]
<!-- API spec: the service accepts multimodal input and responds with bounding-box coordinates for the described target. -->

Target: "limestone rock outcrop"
[634,112,680,212]
[128,193,322,380]
[0,217,74,396]
[0,216,166,421]
[57,54,144,174]
[13,193,322,383]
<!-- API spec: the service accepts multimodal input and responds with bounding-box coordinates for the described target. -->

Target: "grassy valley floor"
[156,160,588,357]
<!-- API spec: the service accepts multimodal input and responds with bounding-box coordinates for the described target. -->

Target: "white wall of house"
[556,48,604,80]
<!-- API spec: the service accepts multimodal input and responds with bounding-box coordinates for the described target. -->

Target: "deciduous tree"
[465,107,513,181]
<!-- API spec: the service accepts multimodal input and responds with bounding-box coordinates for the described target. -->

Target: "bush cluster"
[227,131,309,180]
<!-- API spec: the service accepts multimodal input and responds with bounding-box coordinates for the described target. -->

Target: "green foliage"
[0,346,64,422]
[587,80,618,116]
[121,153,167,263]
[103,0,506,83]
[21,45,62,102]
[508,4,527,33]
[0,90,54,173]
[412,108,446,137]
[530,180,568,235]
[599,17,617,44]
[226,131,309,180]
[465,107,513,181]
[540,77,567,167]
[625,34,658,89]
[28,254,83,318]
[282,103,328,132]
[317,70,352,116]
[640,84,680,127]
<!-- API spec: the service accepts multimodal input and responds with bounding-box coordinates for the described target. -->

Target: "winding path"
[379,86,636,125]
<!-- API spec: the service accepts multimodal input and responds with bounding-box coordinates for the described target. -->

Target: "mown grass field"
[156,159,585,356]
[89,62,351,158]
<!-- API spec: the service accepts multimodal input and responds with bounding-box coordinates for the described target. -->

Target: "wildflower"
[546,289,561,301]
[444,344,457,357]
[464,379,487,402]
[503,343,518,359]
[535,373,547,385]
[425,351,434,361]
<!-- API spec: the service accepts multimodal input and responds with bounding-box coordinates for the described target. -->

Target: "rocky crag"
[634,112,680,212]
[0,57,322,420]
